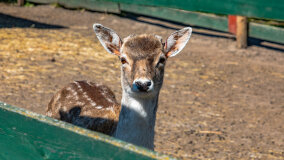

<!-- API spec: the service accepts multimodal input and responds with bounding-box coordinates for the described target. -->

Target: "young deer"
[46,24,192,150]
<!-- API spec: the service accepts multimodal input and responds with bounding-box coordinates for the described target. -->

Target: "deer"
[46,24,192,150]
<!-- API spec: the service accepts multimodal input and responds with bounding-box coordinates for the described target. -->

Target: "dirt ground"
[1,3,284,159]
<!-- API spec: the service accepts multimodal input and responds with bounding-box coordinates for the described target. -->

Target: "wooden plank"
[117,0,284,20]
[236,16,248,48]
[26,0,121,13]
[249,22,284,44]
[120,3,228,32]
[0,102,174,160]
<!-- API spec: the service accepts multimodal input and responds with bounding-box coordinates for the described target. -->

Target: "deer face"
[93,24,192,98]
[119,35,165,97]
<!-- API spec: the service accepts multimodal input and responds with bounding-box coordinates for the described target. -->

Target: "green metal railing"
[24,0,284,44]
[0,102,175,160]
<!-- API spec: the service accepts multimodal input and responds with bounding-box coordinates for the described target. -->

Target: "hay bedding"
[1,28,284,159]
[0,28,121,112]
[0,28,226,159]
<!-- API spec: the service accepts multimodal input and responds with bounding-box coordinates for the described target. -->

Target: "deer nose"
[134,79,152,92]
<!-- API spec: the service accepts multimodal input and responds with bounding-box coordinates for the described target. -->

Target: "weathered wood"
[0,102,175,160]
[120,3,228,32]
[249,22,284,44]
[236,16,248,48]
[117,0,284,20]
[17,0,25,6]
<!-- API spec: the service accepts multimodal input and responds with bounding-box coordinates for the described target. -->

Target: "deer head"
[93,24,192,99]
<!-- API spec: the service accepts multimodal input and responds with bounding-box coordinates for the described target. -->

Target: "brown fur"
[122,35,165,85]
[46,25,190,138]
[46,81,120,135]
[123,34,163,60]
[46,35,165,135]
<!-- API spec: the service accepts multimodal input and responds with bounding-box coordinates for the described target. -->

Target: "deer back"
[46,81,120,135]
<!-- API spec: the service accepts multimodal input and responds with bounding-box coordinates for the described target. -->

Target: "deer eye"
[120,57,127,64]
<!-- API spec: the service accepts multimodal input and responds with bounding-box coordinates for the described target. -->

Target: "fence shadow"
[59,106,117,135]
[119,12,284,52]
[248,38,284,52]
[119,12,232,39]
[0,13,65,29]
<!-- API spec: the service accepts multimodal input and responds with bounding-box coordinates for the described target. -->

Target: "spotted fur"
[46,81,120,135]
[46,24,192,149]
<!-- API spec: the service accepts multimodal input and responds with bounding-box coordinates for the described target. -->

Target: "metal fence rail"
[23,0,284,46]
[0,102,174,160]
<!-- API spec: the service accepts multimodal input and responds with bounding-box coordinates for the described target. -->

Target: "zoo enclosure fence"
[20,0,284,48]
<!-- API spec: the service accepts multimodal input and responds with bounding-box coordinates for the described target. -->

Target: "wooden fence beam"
[236,16,248,48]
[17,0,25,6]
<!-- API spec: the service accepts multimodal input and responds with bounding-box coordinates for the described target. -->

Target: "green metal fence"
[116,0,284,21]
[24,0,284,44]
[0,102,175,160]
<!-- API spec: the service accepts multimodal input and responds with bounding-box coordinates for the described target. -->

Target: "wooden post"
[17,0,25,6]
[236,16,248,48]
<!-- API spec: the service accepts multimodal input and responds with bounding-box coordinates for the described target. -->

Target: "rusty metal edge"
[0,102,177,160]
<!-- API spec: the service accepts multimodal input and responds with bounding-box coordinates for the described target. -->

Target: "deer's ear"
[164,27,192,58]
[93,24,122,56]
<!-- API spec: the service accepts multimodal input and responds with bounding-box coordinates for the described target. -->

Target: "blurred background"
[0,0,283,159]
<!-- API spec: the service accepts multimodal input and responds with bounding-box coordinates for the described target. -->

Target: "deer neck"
[113,90,159,150]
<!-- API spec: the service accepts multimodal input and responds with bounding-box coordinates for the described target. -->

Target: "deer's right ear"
[93,24,122,56]
[164,27,192,58]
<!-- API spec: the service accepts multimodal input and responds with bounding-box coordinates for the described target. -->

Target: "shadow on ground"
[0,13,65,29]
[120,12,284,52]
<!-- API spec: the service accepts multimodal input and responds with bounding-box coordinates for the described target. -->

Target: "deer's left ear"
[164,27,192,58]
[93,23,122,57]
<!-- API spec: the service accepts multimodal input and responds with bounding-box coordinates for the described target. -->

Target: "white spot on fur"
[66,94,73,99]
[66,87,73,91]
[74,81,96,105]
[96,106,103,109]
[106,106,115,115]
[76,101,85,106]
[83,91,96,106]
[74,81,83,92]
[62,106,67,111]
[65,86,79,101]
[86,81,93,86]
[99,87,115,103]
